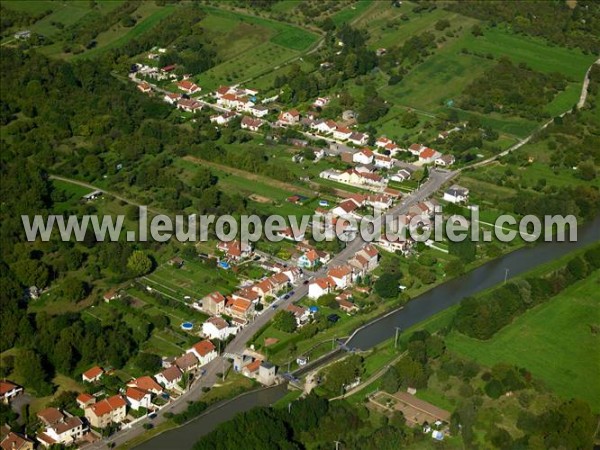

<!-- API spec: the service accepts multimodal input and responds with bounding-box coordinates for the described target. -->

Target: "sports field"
[446,271,600,412]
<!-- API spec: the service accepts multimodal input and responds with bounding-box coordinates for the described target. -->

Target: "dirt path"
[183,155,315,196]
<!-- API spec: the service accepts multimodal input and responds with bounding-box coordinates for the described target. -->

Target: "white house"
[36,408,87,447]
[155,366,183,390]
[327,265,354,289]
[408,143,426,156]
[82,366,103,383]
[177,98,203,113]
[125,387,152,411]
[376,137,394,149]
[278,109,300,126]
[241,116,265,131]
[418,148,442,164]
[308,277,336,299]
[390,169,412,182]
[366,194,393,210]
[352,149,374,165]
[202,316,238,340]
[435,154,455,166]
[316,120,338,134]
[333,126,353,141]
[374,154,394,169]
[210,111,238,125]
[250,104,269,117]
[0,381,23,403]
[313,97,330,108]
[348,132,368,146]
[177,80,200,94]
[163,92,182,104]
[286,304,311,326]
[188,340,218,366]
[443,185,469,204]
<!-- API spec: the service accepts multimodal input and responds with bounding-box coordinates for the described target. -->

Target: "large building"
[84,395,127,429]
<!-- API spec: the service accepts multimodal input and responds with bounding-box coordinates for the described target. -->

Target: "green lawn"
[446,271,600,412]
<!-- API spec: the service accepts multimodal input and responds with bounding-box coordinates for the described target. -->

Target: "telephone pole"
[394,327,401,349]
[504,268,509,284]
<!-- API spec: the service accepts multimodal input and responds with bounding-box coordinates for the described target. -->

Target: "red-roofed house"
[125,387,151,411]
[81,366,103,383]
[333,126,353,141]
[308,277,336,299]
[187,340,217,366]
[0,381,22,403]
[177,98,203,113]
[327,265,354,289]
[419,147,442,164]
[352,149,374,165]
[177,80,200,94]
[226,297,255,319]
[242,359,262,378]
[240,116,265,131]
[286,304,310,326]
[277,109,300,126]
[127,376,164,395]
[216,240,252,260]
[76,393,95,409]
[85,395,126,428]
[36,407,86,447]
[1,431,33,450]
[137,82,151,94]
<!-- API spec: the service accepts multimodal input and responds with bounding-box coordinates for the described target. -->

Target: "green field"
[194,7,319,89]
[74,3,177,60]
[446,271,600,411]
[331,0,373,26]
[145,257,240,299]
[2,0,124,39]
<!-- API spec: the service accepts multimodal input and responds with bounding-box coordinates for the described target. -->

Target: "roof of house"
[228,297,252,314]
[445,185,469,195]
[328,265,352,279]
[0,381,18,395]
[76,393,95,405]
[234,287,259,301]
[88,395,126,417]
[178,98,202,109]
[305,249,319,262]
[37,407,64,426]
[409,143,424,151]
[383,187,402,198]
[243,359,262,374]
[1,432,32,450]
[337,199,359,214]
[359,148,373,157]
[205,291,226,304]
[35,433,56,446]
[361,244,379,258]
[419,147,438,159]
[206,316,229,330]
[128,376,163,393]
[286,304,307,317]
[177,80,198,90]
[82,366,103,380]
[126,387,149,402]
[217,86,230,95]
[336,126,352,134]
[192,340,216,357]
[375,154,392,161]
[241,116,264,128]
[272,272,291,284]
[255,278,274,294]
[175,352,199,370]
[159,366,183,383]
[436,154,455,163]
[337,299,357,310]
[313,277,335,290]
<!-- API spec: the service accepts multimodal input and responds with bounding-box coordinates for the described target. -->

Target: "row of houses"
[308,245,379,299]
